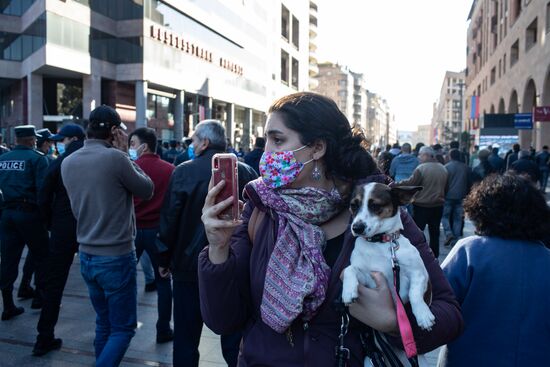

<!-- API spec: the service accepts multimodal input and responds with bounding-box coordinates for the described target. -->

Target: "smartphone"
[212,153,239,221]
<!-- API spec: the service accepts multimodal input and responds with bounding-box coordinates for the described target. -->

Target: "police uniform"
[0,125,50,320]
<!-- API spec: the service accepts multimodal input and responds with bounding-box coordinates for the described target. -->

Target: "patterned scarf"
[250,179,345,333]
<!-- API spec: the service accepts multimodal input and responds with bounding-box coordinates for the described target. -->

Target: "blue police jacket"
[0,145,49,205]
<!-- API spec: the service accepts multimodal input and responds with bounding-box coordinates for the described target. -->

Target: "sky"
[315,0,472,131]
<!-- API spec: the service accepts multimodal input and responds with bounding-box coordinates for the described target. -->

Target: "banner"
[470,96,476,119]
[534,106,550,122]
[514,113,533,129]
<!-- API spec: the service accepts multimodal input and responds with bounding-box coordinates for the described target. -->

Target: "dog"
[341,182,435,331]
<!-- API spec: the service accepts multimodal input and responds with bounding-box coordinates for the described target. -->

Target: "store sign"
[149,25,244,76]
[534,106,550,122]
[513,113,533,129]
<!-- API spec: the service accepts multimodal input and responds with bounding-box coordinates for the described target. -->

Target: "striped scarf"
[250,179,344,333]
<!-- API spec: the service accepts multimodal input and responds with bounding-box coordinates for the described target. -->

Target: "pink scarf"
[250,179,344,333]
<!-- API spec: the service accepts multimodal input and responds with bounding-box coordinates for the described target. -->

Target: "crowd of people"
[0,92,548,367]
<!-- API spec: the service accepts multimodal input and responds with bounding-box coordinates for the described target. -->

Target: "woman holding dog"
[199,92,463,366]
[439,173,550,367]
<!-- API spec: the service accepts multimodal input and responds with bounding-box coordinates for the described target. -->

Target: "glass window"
[0,0,37,16]
[147,93,174,121]
[291,57,299,89]
[525,18,537,51]
[281,49,289,85]
[90,28,143,64]
[510,39,519,66]
[281,5,290,40]
[73,0,143,20]
[291,15,299,49]
[0,12,45,61]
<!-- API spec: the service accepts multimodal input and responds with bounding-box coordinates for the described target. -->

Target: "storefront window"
[147,93,174,121]
[0,0,37,16]
[0,13,45,61]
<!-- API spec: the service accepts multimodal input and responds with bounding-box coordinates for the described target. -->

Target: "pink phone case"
[212,153,239,221]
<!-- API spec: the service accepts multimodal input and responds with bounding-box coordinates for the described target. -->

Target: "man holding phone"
[158,120,257,367]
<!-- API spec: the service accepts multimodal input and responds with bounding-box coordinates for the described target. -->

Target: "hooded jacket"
[198,174,463,366]
[389,153,420,182]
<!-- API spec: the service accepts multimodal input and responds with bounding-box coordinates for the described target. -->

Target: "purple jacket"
[198,175,463,366]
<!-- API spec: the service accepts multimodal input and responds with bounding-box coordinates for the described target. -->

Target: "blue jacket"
[389,153,419,182]
[440,236,550,367]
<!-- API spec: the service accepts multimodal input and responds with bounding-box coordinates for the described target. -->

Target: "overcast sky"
[315,0,472,131]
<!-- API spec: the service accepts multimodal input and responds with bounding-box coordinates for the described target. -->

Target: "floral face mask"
[259,145,313,189]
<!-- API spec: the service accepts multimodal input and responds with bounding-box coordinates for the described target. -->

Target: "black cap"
[89,105,124,130]
[50,124,86,141]
[14,125,40,138]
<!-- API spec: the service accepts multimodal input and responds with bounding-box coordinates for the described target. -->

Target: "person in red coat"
[129,127,175,343]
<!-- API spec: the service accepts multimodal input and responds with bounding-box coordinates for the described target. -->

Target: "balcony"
[309,62,319,76]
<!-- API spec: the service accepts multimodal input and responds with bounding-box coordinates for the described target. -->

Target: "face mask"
[188,144,195,160]
[57,143,66,155]
[48,146,54,155]
[128,148,139,161]
[259,145,312,189]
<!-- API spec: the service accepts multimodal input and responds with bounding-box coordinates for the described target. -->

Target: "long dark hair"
[268,92,377,180]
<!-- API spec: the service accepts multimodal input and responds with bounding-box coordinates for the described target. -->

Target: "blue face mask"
[188,144,195,160]
[56,143,65,155]
[128,148,139,161]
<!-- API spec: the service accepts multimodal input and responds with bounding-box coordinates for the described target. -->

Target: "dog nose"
[352,221,366,235]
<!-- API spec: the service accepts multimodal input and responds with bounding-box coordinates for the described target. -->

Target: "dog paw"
[341,289,358,305]
[414,308,435,331]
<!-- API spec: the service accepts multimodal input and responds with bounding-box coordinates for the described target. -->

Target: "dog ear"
[390,186,423,205]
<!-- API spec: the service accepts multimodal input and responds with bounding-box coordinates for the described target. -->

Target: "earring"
[312,160,322,181]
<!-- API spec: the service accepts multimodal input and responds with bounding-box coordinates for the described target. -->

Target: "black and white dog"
[342,182,435,331]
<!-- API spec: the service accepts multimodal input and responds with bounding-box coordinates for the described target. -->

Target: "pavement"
[0,188,547,366]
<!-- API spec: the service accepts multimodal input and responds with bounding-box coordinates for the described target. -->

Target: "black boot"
[18,273,35,299]
[32,337,62,356]
[1,289,24,321]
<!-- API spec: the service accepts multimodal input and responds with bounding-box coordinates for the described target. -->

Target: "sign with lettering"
[0,161,25,170]
[149,25,244,76]
[513,113,533,129]
[534,106,550,122]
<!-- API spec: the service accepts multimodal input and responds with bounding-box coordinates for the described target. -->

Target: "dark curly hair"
[464,173,550,241]
[268,92,377,180]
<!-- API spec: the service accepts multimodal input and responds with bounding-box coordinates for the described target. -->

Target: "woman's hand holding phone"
[202,178,244,264]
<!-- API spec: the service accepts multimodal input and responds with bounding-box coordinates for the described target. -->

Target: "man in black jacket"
[32,124,85,356]
[244,136,265,175]
[158,120,257,367]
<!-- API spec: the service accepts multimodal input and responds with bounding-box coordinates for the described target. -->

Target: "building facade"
[367,91,395,148]
[308,1,319,90]
[431,70,465,146]
[0,0,311,148]
[313,62,368,131]
[465,0,550,150]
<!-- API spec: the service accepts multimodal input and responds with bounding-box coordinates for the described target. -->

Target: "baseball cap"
[50,124,86,141]
[88,105,127,130]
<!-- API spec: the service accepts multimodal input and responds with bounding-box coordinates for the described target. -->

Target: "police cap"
[37,128,53,143]
[14,125,40,138]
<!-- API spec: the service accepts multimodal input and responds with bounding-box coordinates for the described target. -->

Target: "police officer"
[16,128,55,300]
[0,125,50,321]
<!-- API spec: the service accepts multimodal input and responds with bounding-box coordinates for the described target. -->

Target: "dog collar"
[366,231,401,243]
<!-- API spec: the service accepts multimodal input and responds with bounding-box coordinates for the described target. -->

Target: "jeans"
[540,169,549,192]
[140,252,155,284]
[441,199,464,239]
[135,228,172,335]
[412,205,444,258]
[0,209,48,309]
[173,280,240,367]
[79,251,137,367]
